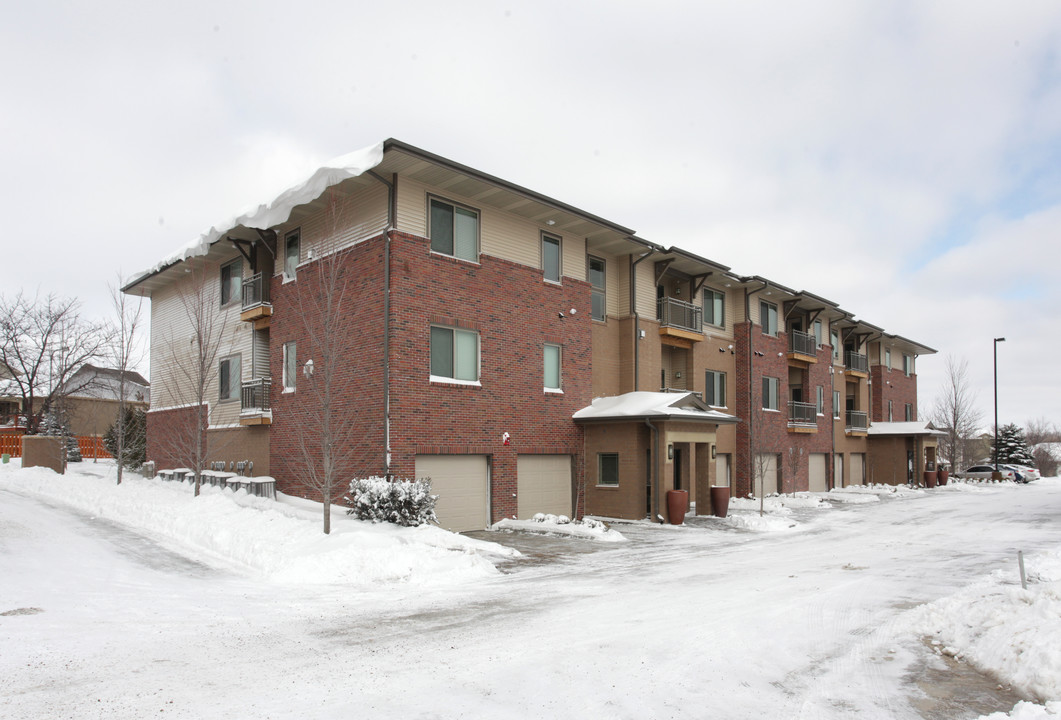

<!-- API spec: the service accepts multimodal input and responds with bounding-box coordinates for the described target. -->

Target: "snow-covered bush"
[346,476,438,527]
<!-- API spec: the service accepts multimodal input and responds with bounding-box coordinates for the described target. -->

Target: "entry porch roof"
[573,391,739,424]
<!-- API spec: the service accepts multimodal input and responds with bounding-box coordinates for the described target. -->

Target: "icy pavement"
[2,463,1061,719]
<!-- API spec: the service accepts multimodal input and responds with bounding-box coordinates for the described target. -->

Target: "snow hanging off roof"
[867,421,946,437]
[129,141,386,286]
[573,391,737,423]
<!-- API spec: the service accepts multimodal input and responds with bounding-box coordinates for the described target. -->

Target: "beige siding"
[273,182,388,272]
[633,258,656,318]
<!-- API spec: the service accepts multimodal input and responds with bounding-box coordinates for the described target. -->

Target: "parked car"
[1003,464,1040,483]
[958,465,1018,482]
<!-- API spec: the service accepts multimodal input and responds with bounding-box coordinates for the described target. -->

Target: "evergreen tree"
[38,410,82,462]
[104,407,146,470]
[991,423,1036,466]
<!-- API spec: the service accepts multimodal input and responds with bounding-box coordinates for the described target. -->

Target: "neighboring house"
[0,361,22,426]
[124,139,935,530]
[56,365,151,438]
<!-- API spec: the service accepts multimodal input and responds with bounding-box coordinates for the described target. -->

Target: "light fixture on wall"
[668,444,673,460]
[545,219,556,226]
[711,445,717,459]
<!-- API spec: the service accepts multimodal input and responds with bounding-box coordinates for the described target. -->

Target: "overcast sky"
[4,1,1060,434]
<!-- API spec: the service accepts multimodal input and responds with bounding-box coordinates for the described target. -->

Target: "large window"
[762,376,779,410]
[430,326,479,382]
[588,256,606,321]
[219,355,241,401]
[544,344,561,391]
[284,229,300,279]
[542,233,561,283]
[884,347,892,369]
[760,301,778,336]
[816,385,825,415]
[598,453,619,487]
[430,198,478,262]
[282,341,297,391]
[831,330,840,362]
[705,370,726,407]
[905,403,913,422]
[704,288,725,328]
[903,354,913,376]
[220,258,242,306]
[814,320,823,348]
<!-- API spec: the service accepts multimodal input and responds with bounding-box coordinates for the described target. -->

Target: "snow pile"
[831,483,925,499]
[825,490,882,504]
[0,462,517,586]
[729,493,831,512]
[491,513,626,542]
[723,512,801,532]
[903,546,1061,707]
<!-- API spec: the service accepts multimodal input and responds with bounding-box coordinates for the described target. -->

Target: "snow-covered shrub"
[346,476,438,527]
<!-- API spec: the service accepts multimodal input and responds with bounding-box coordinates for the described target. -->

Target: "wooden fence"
[0,433,111,459]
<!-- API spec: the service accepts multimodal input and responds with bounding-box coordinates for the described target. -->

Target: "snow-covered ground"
[2,461,1061,719]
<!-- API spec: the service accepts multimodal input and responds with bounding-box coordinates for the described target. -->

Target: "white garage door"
[755,453,778,496]
[850,453,865,486]
[834,454,844,489]
[809,453,828,492]
[517,455,572,519]
[415,455,489,532]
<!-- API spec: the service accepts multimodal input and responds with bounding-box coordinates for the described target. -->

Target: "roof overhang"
[573,391,740,425]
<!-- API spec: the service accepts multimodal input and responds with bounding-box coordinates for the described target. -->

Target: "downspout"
[368,170,396,476]
[743,280,769,501]
[631,249,654,391]
[645,418,661,521]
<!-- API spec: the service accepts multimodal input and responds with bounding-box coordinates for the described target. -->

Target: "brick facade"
[871,365,918,422]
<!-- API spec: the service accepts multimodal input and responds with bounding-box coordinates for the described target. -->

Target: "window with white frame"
[833,390,841,419]
[705,370,726,407]
[429,197,478,262]
[430,326,479,382]
[588,256,606,321]
[598,453,619,487]
[903,354,913,376]
[542,233,561,283]
[816,385,824,415]
[888,400,893,422]
[831,330,840,362]
[284,229,300,279]
[544,344,561,391]
[282,341,297,391]
[814,320,823,347]
[762,376,779,410]
[905,403,913,422]
[704,288,725,328]
[220,258,242,306]
[760,301,778,336]
[219,355,241,401]
[884,347,892,369]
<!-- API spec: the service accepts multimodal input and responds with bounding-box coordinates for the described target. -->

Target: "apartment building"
[125,139,936,530]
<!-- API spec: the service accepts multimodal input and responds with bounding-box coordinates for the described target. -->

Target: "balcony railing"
[657,297,703,334]
[845,351,868,374]
[846,410,868,431]
[242,272,271,309]
[241,377,271,413]
[789,401,817,425]
[789,329,816,357]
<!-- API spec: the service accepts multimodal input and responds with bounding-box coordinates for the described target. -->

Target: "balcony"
[240,377,272,426]
[657,298,703,346]
[240,273,273,327]
[787,330,818,363]
[788,401,818,432]
[845,410,868,436]
[844,351,868,377]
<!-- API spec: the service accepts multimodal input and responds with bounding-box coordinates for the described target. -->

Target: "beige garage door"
[716,453,731,489]
[850,453,865,486]
[809,453,828,492]
[517,455,572,519]
[415,455,489,532]
[755,453,778,496]
[834,454,844,489]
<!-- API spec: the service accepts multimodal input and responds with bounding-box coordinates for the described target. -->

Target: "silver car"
[958,465,1018,482]
[1003,464,1039,483]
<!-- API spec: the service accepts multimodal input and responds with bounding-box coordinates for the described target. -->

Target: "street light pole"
[993,337,1006,475]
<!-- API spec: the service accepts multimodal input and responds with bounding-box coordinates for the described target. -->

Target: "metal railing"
[789,329,816,356]
[846,410,868,431]
[241,377,271,413]
[657,297,703,333]
[788,401,817,425]
[241,272,271,309]
[845,351,868,374]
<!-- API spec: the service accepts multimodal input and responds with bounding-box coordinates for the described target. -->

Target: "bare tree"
[0,291,110,435]
[109,275,145,484]
[1025,416,1059,477]
[929,355,983,471]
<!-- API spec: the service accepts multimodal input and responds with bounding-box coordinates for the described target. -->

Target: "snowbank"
[722,512,801,532]
[0,461,517,586]
[491,514,626,542]
[729,493,832,512]
[831,483,925,499]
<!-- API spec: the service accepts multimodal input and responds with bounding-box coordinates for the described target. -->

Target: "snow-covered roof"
[573,391,739,424]
[867,421,946,437]
[125,141,386,291]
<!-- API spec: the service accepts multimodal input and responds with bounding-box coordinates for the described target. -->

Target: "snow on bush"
[491,513,627,542]
[347,476,437,527]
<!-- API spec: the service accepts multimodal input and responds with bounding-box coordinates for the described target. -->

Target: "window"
[884,347,892,369]
[219,355,241,401]
[588,256,606,321]
[704,288,725,328]
[833,390,841,419]
[598,453,619,487]
[831,330,840,362]
[430,198,478,261]
[544,344,561,391]
[542,234,561,283]
[888,400,893,422]
[760,301,778,336]
[816,386,824,415]
[284,229,300,279]
[762,376,779,410]
[430,326,479,382]
[905,403,913,422]
[814,320,823,347]
[705,370,726,407]
[903,354,913,376]
[282,341,297,391]
[220,258,242,306]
